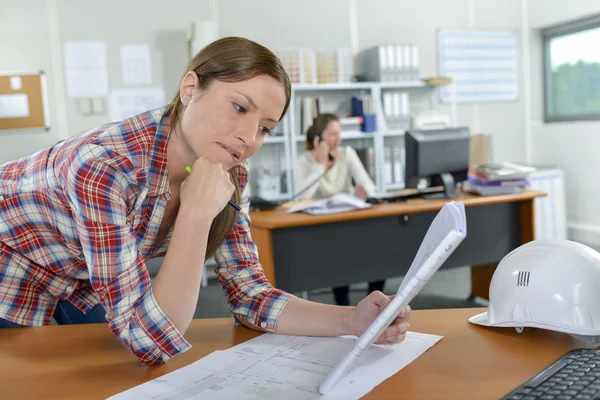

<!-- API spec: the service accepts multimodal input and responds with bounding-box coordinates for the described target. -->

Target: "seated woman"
[297,113,386,306]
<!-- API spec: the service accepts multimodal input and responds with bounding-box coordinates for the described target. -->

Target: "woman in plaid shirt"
[0,37,411,365]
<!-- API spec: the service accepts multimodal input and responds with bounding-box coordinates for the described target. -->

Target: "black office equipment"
[404,127,470,199]
[248,197,282,211]
[501,348,600,400]
[366,186,444,204]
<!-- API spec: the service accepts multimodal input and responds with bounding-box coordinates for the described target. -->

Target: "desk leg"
[470,199,536,300]
[250,226,276,286]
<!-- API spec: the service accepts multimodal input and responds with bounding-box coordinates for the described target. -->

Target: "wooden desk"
[0,308,592,399]
[250,191,546,299]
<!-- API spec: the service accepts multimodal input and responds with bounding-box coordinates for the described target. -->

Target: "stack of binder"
[358,44,420,81]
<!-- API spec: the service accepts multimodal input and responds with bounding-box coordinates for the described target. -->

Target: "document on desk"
[108,331,442,400]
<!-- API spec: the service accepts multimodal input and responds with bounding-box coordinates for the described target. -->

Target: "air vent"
[517,271,530,287]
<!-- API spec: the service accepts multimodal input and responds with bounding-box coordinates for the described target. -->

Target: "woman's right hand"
[180,157,235,221]
[313,136,331,166]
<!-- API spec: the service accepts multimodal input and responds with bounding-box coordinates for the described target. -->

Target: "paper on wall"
[108,88,166,122]
[10,76,22,90]
[120,44,152,86]
[64,41,110,98]
[0,94,30,118]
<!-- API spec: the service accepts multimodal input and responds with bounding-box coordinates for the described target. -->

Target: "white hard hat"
[469,239,600,343]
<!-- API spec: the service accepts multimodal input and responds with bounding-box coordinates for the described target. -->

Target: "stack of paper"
[285,193,371,215]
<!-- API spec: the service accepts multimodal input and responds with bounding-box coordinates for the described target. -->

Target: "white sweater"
[297,146,376,200]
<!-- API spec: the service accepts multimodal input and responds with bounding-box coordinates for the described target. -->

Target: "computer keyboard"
[501,348,600,400]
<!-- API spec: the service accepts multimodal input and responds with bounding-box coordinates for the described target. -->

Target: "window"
[543,15,600,122]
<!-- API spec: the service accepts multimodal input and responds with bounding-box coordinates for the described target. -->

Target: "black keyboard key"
[582,388,598,395]
[571,384,586,391]
[554,385,568,391]
[563,390,578,396]
[556,396,573,400]
[539,396,555,400]
[574,395,592,400]
[548,389,562,395]
[517,388,533,394]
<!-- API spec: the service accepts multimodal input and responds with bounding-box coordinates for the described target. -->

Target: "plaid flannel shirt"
[0,108,292,365]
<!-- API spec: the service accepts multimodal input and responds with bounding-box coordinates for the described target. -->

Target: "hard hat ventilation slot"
[517,271,530,287]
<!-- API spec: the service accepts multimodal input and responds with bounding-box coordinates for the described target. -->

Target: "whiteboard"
[438,29,519,103]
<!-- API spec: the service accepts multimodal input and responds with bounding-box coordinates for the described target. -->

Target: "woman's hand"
[347,291,411,345]
[180,157,235,220]
[312,136,333,167]
[354,184,368,200]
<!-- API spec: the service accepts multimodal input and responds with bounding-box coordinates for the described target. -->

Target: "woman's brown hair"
[305,113,339,150]
[164,37,291,260]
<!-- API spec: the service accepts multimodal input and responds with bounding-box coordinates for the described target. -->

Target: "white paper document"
[318,201,466,394]
[108,88,166,122]
[108,331,442,400]
[64,41,110,98]
[10,76,22,90]
[286,193,372,215]
[120,44,152,86]
[0,94,30,118]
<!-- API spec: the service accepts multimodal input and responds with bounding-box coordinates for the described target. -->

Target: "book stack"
[463,162,535,196]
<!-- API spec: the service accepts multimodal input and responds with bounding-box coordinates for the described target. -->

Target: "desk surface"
[250,190,546,229]
[0,307,591,400]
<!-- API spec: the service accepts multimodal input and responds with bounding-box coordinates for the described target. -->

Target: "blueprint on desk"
[108,331,442,400]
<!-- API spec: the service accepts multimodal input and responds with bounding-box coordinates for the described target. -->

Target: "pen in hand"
[185,166,242,212]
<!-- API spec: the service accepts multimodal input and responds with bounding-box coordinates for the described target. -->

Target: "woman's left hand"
[354,184,368,200]
[347,291,411,345]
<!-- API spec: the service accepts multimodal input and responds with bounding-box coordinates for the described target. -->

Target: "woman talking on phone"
[297,113,387,306]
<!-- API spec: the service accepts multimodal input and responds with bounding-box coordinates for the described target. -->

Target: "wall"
[54,0,212,136]
[0,0,62,163]
[218,0,352,51]
[1,0,528,168]
[357,0,527,164]
[527,0,600,248]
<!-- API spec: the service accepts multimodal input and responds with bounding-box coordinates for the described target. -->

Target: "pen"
[185,166,242,212]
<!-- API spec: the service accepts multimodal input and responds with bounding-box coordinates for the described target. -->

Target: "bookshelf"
[248,80,454,201]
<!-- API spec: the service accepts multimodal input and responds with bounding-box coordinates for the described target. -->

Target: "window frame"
[543,14,600,123]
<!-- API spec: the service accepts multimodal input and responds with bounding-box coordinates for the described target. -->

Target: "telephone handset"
[316,135,335,162]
